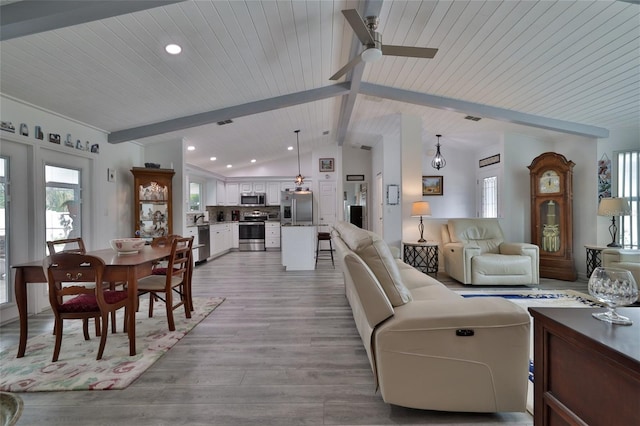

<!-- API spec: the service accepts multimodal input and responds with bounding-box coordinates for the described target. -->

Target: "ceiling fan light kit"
[330,9,438,80]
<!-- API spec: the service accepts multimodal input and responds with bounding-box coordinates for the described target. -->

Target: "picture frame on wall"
[346,174,365,181]
[319,158,334,172]
[422,176,443,196]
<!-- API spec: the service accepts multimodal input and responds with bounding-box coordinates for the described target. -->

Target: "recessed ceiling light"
[287,146,293,151]
[226,164,232,168]
[250,159,256,163]
[210,157,217,161]
[165,44,182,55]
[187,145,195,151]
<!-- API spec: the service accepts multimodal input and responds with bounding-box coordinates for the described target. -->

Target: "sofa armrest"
[603,248,640,263]
[499,242,538,257]
[442,242,480,283]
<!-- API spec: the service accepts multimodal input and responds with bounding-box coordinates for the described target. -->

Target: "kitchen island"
[281,225,316,270]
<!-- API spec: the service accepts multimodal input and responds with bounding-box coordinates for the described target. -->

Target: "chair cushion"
[59,291,128,313]
[447,219,505,254]
[472,254,531,276]
[357,239,412,307]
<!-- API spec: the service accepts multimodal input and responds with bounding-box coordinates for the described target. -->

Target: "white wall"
[0,95,143,323]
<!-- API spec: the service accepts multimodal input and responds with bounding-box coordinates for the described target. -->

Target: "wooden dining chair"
[47,237,124,333]
[137,236,194,331]
[150,234,180,274]
[43,253,130,361]
[46,237,86,255]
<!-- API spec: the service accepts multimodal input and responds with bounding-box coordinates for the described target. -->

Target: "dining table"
[11,244,175,358]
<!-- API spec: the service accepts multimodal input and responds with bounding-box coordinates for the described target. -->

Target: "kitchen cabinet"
[225,183,239,206]
[185,226,200,263]
[281,182,296,192]
[267,182,282,205]
[231,222,239,249]
[210,223,232,257]
[265,222,281,249]
[131,167,174,240]
[239,181,266,193]
[281,225,316,270]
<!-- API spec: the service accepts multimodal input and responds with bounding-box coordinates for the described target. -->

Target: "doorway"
[344,181,368,229]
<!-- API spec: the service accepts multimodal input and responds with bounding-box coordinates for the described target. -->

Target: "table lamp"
[411,201,432,242]
[598,197,631,247]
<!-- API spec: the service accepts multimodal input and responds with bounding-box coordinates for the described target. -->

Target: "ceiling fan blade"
[382,45,438,59]
[329,54,364,81]
[342,9,374,46]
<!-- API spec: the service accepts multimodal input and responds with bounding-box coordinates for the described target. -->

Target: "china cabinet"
[131,167,174,240]
[528,152,576,280]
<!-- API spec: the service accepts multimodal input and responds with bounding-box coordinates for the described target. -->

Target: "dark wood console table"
[529,307,640,426]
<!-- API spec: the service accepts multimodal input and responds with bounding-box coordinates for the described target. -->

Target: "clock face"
[539,170,560,193]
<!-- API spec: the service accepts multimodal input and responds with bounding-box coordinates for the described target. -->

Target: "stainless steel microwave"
[240,192,266,206]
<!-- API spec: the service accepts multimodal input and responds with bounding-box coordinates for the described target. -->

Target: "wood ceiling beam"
[108,83,351,144]
[359,82,610,139]
[0,1,185,41]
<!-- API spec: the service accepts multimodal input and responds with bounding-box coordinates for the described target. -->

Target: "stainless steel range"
[239,211,267,251]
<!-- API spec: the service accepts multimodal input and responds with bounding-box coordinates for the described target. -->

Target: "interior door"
[318,181,336,233]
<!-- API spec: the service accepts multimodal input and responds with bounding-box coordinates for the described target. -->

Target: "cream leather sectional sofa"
[332,221,531,413]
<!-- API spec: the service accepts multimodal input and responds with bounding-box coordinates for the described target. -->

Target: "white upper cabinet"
[267,182,282,205]
[239,181,266,193]
[225,182,239,205]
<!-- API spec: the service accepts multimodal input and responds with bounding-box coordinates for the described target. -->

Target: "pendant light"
[431,134,446,170]
[294,129,304,186]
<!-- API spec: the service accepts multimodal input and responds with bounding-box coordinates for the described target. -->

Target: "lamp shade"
[598,197,631,216]
[411,201,432,217]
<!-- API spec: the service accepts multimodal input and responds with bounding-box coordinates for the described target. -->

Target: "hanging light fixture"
[294,129,304,186]
[431,134,446,170]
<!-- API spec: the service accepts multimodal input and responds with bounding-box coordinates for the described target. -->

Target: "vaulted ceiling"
[1,0,638,176]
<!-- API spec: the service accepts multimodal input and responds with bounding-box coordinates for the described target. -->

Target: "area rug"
[0,297,224,392]
[457,289,602,415]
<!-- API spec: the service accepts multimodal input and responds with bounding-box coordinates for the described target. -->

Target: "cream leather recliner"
[602,248,640,284]
[441,219,539,285]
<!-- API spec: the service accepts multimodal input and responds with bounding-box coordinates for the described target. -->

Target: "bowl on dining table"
[110,238,146,254]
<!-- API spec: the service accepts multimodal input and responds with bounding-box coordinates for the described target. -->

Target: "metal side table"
[403,242,439,275]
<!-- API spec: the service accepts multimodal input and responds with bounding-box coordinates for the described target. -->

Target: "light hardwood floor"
[1,251,587,425]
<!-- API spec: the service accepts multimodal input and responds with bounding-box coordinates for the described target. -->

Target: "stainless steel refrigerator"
[280,190,313,225]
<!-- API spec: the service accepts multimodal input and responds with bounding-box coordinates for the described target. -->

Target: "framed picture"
[422,176,443,196]
[387,184,399,205]
[346,174,365,181]
[319,158,334,172]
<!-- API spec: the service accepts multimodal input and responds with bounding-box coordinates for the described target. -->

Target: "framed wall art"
[422,176,443,196]
[319,158,334,172]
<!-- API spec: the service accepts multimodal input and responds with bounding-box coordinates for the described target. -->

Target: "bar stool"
[316,232,335,268]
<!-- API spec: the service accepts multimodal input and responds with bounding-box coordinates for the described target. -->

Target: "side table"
[403,242,438,275]
[584,244,607,276]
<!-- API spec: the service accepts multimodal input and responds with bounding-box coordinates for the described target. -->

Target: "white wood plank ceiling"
[1,0,638,176]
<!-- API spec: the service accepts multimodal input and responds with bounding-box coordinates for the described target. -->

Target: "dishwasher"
[197,224,210,262]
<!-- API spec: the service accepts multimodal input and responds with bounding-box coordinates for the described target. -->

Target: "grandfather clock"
[528,152,577,281]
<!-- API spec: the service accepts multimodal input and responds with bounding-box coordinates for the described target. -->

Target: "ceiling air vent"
[361,145,372,151]
[464,115,482,122]
[216,119,234,125]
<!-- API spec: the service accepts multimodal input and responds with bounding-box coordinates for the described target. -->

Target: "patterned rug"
[457,289,601,414]
[0,297,224,392]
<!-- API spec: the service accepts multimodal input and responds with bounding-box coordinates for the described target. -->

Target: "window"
[480,176,498,218]
[189,181,202,211]
[0,157,7,304]
[616,150,639,248]
[45,165,81,251]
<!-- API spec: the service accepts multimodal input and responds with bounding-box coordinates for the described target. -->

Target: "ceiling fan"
[330,9,438,81]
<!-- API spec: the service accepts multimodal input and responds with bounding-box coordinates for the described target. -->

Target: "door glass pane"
[45,165,81,251]
[0,157,7,304]
[481,176,498,218]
